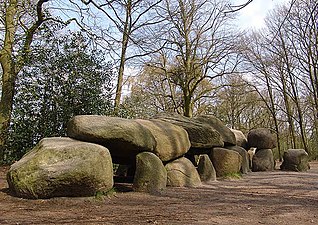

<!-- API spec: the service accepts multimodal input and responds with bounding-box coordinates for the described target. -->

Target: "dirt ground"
[1,162,318,225]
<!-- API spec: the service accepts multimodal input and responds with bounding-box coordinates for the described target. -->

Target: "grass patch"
[222,172,242,180]
[95,187,117,200]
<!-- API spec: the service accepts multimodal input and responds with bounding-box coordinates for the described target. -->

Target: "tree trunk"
[0,0,48,163]
[183,94,193,118]
[113,0,132,115]
[0,0,18,163]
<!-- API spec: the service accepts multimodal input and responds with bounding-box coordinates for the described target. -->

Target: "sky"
[233,0,290,29]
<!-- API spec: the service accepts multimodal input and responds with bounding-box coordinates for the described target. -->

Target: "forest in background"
[0,0,317,163]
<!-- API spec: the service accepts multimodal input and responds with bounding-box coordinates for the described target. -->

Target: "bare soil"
[1,162,318,225]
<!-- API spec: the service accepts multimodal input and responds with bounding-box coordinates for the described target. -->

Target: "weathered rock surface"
[165,157,201,187]
[252,149,274,172]
[210,147,242,177]
[154,114,223,149]
[280,149,310,172]
[197,154,216,183]
[7,137,113,199]
[226,146,250,174]
[67,115,156,164]
[230,129,248,149]
[133,152,167,193]
[195,115,236,146]
[135,119,190,162]
[247,128,276,150]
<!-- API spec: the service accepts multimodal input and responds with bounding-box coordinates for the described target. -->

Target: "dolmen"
[8,114,306,199]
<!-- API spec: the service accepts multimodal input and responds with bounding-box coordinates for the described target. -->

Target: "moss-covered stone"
[210,147,242,177]
[133,152,167,193]
[280,149,310,172]
[226,146,250,174]
[67,115,156,164]
[165,157,201,187]
[154,113,223,149]
[197,154,216,183]
[135,119,190,162]
[252,149,274,172]
[7,137,113,199]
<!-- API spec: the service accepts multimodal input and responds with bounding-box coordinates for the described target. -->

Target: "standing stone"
[197,154,216,183]
[210,147,242,177]
[226,146,250,174]
[247,128,276,150]
[280,149,310,172]
[133,152,167,193]
[7,138,113,199]
[165,157,201,187]
[252,149,275,172]
[135,119,190,162]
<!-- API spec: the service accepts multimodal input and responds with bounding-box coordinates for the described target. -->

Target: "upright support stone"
[197,154,216,183]
[165,157,201,187]
[133,152,167,194]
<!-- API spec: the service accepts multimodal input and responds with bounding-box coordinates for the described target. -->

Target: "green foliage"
[5,30,113,163]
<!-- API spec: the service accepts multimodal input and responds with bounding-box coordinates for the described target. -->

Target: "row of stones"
[8,114,304,199]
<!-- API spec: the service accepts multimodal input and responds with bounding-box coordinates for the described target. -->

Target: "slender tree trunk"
[0,0,18,163]
[280,71,297,149]
[280,32,309,152]
[264,73,282,160]
[183,94,193,118]
[114,0,132,115]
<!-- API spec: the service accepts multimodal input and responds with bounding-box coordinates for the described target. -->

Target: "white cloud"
[233,0,289,29]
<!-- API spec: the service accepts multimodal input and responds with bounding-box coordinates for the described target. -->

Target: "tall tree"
[146,0,239,117]
[6,31,113,162]
[0,0,50,163]
[75,0,164,114]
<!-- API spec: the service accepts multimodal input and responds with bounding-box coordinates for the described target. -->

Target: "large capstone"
[230,129,248,149]
[247,128,276,150]
[133,152,167,193]
[195,115,236,146]
[135,119,190,162]
[7,137,113,199]
[154,114,223,150]
[67,115,156,164]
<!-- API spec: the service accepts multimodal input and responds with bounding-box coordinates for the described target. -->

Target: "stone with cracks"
[252,149,275,172]
[6,137,113,199]
[154,114,223,150]
[210,147,242,177]
[135,119,190,162]
[247,128,276,150]
[197,154,216,183]
[133,152,167,193]
[165,157,201,187]
[195,115,236,146]
[67,115,156,164]
[280,149,310,172]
